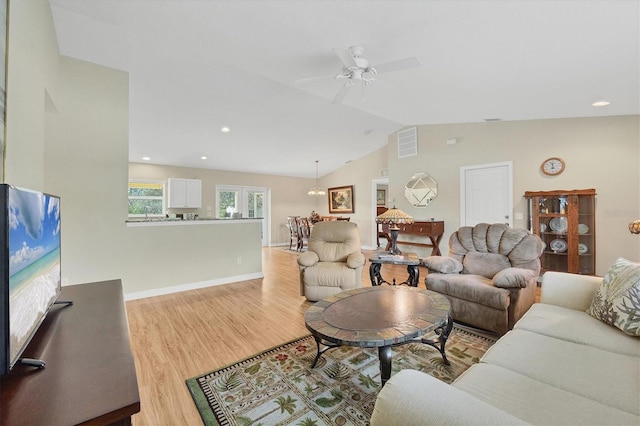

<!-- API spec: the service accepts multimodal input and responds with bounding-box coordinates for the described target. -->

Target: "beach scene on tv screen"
[8,188,61,365]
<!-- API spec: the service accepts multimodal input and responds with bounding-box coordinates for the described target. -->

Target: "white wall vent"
[397,127,417,158]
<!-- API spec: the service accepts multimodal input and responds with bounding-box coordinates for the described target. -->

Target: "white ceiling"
[48,0,639,178]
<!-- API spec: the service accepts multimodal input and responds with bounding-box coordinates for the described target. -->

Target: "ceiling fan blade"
[294,74,339,85]
[374,57,420,74]
[333,48,358,69]
[331,84,351,104]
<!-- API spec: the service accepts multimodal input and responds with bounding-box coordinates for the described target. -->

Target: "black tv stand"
[17,358,45,369]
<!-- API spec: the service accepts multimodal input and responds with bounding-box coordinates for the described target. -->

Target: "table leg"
[420,313,453,366]
[429,235,443,256]
[378,345,392,387]
[369,263,388,286]
[407,264,419,287]
[310,336,341,368]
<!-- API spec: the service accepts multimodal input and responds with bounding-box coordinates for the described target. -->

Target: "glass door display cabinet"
[524,189,596,275]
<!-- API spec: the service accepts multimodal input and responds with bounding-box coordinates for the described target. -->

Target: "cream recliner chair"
[297,221,365,301]
[423,223,543,335]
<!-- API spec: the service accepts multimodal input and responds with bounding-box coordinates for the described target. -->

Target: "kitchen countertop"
[126,218,262,227]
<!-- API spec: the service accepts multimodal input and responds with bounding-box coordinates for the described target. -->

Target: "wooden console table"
[0,279,140,425]
[381,220,445,255]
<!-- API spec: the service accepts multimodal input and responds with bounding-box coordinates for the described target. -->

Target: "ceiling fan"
[295,46,420,104]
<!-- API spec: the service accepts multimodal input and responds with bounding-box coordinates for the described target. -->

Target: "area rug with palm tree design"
[186,325,496,426]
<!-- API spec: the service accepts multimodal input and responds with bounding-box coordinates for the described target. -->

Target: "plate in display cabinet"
[579,243,588,255]
[549,217,568,233]
[550,239,568,253]
[540,223,547,232]
[578,223,589,234]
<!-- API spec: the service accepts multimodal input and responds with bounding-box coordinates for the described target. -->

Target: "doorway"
[460,161,513,227]
[371,177,389,249]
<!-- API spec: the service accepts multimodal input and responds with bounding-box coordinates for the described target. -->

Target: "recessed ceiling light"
[142,156,151,161]
[201,156,207,160]
[221,126,230,133]
[592,100,610,107]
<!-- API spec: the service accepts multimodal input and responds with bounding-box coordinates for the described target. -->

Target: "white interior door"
[460,162,513,227]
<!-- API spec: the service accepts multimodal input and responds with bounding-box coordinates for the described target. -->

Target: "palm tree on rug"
[241,395,298,425]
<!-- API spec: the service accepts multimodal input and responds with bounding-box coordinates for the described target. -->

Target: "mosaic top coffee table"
[368,252,421,286]
[304,286,452,386]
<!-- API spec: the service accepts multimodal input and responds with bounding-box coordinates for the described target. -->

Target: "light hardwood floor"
[126,247,411,425]
[126,247,540,425]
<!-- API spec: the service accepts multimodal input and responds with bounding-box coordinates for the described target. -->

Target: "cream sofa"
[371,271,640,425]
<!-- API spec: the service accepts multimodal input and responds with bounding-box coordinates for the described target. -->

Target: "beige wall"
[4,0,60,189]
[385,116,640,274]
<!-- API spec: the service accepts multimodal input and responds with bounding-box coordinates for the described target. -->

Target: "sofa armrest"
[421,256,463,274]
[297,251,319,268]
[540,271,602,311]
[371,370,529,425]
[346,251,365,269]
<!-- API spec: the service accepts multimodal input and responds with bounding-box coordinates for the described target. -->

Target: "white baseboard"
[124,272,265,301]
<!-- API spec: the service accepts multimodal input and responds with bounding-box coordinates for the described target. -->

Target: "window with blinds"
[128,181,165,217]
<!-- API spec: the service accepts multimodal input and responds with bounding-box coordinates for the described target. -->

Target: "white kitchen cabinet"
[167,178,202,208]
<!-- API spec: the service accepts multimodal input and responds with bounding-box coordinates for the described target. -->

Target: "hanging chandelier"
[308,160,326,196]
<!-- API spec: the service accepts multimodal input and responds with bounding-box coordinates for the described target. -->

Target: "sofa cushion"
[515,303,640,357]
[492,268,535,289]
[426,273,510,310]
[463,252,511,278]
[587,257,640,336]
[454,363,639,425]
[371,369,529,426]
[421,256,463,273]
[481,329,640,415]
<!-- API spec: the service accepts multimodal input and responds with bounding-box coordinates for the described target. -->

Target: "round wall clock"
[541,157,565,176]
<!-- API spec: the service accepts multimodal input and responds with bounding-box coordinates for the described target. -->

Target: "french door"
[216,185,269,246]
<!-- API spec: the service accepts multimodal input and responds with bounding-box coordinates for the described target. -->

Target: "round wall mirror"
[405,173,438,208]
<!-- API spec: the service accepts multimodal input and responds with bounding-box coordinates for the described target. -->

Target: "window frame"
[128,179,166,218]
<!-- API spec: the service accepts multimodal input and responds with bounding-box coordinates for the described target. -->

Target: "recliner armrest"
[421,256,463,274]
[492,267,536,288]
[346,251,365,269]
[297,251,319,267]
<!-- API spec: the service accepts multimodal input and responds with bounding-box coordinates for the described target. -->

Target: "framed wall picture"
[376,189,386,206]
[328,185,354,214]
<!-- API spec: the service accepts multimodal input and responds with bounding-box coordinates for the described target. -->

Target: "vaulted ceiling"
[48,0,639,178]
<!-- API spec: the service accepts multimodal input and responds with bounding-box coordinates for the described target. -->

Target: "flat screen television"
[0,184,61,375]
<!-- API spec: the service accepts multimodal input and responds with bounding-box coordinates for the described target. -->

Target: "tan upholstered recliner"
[297,221,365,301]
[423,223,543,335]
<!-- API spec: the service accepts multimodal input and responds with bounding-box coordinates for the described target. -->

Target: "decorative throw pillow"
[587,258,640,336]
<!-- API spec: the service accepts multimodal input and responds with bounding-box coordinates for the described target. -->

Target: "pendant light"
[308,160,326,196]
